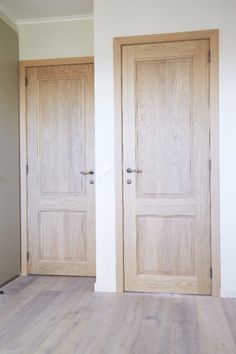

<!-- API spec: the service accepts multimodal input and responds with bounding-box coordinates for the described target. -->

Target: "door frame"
[114,30,220,296]
[19,57,94,276]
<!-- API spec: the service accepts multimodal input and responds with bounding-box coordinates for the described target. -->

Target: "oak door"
[27,64,95,276]
[122,40,211,294]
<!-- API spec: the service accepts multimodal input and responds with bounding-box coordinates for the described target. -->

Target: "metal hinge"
[27,251,29,262]
[209,159,212,172]
[210,267,213,279]
[26,164,29,174]
[25,77,28,87]
[208,50,211,63]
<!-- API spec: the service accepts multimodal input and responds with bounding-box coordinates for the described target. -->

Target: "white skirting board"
[94,282,117,293]
[221,289,236,299]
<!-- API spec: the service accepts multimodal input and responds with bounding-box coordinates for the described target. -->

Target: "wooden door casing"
[123,40,211,295]
[27,64,95,276]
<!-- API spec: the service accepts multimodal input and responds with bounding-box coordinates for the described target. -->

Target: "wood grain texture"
[26,63,95,276]
[123,39,211,294]
[39,211,87,261]
[114,29,219,46]
[136,57,193,197]
[113,30,219,295]
[19,61,28,276]
[137,216,195,276]
[209,31,220,296]
[38,78,84,194]
[0,276,236,353]
[21,57,94,68]
[20,57,94,277]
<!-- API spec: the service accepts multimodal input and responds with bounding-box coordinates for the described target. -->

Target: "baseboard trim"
[94,282,117,293]
[0,275,20,289]
[221,289,236,299]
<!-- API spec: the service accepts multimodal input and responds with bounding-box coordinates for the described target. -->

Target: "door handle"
[80,170,94,175]
[127,168,142,174]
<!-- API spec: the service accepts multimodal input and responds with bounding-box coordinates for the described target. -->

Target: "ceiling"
[0,0,93,22]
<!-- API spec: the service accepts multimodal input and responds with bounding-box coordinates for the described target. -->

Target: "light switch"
[102,165,112,175]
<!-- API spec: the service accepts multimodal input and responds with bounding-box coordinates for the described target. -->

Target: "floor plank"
[0,276,236,354]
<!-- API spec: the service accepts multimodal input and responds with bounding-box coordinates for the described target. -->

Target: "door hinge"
[27,251,29,262]
[210,267,213,279]
[208,159,212,172]
[25,77,28,87]
[26,164,29,174]
[208,50,211,63]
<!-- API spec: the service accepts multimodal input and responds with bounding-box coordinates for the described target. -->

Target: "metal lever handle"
[127,168,142,174]
[80,170,94,175]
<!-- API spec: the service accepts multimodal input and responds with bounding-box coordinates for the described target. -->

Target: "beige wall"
[18,19,94,60]
[0,17,20,286]
[0,9,17,31]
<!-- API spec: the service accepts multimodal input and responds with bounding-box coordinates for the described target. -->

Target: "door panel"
[136,58,194,197]
[39,211,87,261]
[137,216,195,276]
[27,64,95,276]
[38,79,85,194]
[123,40,211,294]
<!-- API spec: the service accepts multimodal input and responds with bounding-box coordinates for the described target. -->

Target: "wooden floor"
[0,276,236,354]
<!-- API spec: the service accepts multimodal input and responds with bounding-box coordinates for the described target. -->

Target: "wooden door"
[122,40,211,294]
[27,63,95,276]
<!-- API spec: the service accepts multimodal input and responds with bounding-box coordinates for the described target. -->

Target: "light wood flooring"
[0,276,236,354]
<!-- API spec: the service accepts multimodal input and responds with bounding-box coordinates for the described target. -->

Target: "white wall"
[18,18,94,60]
[219,0,236,298]
[94,0,236,297]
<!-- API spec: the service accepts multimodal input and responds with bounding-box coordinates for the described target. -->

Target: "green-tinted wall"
[0,17,20,286]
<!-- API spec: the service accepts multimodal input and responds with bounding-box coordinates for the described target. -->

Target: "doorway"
[21,58,95,276]
[114,30,220,295]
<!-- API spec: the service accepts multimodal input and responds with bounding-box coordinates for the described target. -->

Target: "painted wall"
[0,9,17,31]
[219,0,236,298]
[18,18,94,60]
[0,17,20,286]
[94,0,236,297]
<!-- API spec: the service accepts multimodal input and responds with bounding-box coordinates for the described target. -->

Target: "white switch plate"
[102,165,112,175]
